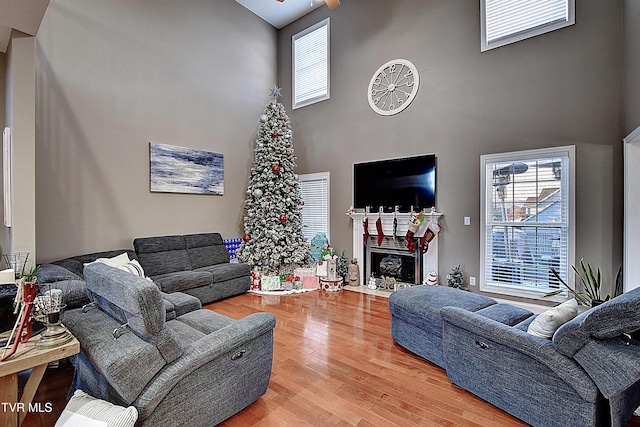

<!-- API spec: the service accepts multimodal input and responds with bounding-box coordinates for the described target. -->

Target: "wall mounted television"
[353,154,436,212]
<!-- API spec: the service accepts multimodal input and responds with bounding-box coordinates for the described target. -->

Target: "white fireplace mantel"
[347,209,443,284]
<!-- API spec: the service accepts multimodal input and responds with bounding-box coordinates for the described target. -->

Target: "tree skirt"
[248,288,318,296]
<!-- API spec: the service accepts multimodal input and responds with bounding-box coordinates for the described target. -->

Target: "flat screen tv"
[353,154,436,212]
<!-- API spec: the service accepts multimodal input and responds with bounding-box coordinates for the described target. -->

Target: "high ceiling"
[0,0,327,54]
[235,0,326,29]
[0,0,50,53]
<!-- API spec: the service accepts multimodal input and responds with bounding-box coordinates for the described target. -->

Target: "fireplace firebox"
[365,237,422,285]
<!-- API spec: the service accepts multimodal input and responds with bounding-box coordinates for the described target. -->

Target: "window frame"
[480,0,576,52]
[292,18,330,109]
[479,146,575,301]
[298,172,330,242]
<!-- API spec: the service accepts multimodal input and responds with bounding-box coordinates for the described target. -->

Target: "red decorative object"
[243,234,251,242]
[279,214,287,223]
[1,281,37,362]
[272,165,281,174]
[272,132,279,138]
[376,216,385,246]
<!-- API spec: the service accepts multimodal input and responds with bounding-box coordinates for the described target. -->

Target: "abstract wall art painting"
[150,142,224,195]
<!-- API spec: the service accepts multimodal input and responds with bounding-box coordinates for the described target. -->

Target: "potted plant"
[547,258,610,307]
[19,265,39,285]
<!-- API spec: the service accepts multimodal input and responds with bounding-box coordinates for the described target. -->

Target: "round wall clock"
[367,59,420,116]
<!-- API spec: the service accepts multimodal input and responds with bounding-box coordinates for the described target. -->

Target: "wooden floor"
[20,289,640,426]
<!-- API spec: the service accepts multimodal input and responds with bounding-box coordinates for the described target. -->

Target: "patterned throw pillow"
[117,259,146,277]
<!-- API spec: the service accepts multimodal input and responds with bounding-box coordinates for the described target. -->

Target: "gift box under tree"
[294,267,318,290]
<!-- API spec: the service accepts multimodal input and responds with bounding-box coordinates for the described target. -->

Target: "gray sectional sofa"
[133,233,250,304]
[37,233,251,307]
[389,285,640,427]
[65,262,275,426]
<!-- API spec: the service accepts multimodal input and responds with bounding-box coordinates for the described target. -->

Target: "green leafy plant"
[20,265,40,283]
[614,263,623,298]
[546,258,610,307]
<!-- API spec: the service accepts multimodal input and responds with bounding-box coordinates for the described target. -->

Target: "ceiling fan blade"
[325,0,340,9]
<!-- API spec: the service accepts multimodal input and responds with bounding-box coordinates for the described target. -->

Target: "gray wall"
[625,0,640,134]
[0,52,6,254]
[279,0,624,298]
[5,35,37,261]
[35,0,277,262]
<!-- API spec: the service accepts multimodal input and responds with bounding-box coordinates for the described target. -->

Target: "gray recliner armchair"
[64,262,276,427]
[441,287,640,427]
[552,288,640,427]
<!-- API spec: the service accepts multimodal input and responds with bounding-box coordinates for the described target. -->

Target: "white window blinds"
[481,0,575,51]
[480,146,575,300]
[293,18,330,109]
[298,172,330,241]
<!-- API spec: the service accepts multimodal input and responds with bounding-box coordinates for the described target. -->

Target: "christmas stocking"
[363,217,369,244]
[376,216,385,246]
[405,212,424,252]
[420,221,441,254]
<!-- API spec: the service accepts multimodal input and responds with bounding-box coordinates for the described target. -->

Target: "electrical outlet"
[469,276,476,286]
[464,217,471,226]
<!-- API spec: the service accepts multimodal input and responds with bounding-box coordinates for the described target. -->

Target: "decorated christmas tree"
[446,264,464,289]
[237,86,311,271]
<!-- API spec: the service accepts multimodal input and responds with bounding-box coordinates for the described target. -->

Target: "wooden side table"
[0,332,79,427]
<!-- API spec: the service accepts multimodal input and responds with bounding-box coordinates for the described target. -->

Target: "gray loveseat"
[133,233,250,304]
[389,285,640,427]
[65,262,276,426]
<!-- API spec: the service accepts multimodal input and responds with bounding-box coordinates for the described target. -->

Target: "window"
[292,18,330,109]
[298,172,330,241]
[480,146,575,301]
[481,0,575,52]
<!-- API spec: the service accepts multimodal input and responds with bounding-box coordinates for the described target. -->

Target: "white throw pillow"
[55,389,138,427]
[85,252,131,268]
[527,298,578,339]
[86,253,151,280]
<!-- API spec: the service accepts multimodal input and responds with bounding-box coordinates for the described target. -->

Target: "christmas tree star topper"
[270,85,283,99]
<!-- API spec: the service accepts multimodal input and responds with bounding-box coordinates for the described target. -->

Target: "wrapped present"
[260,274,281,291]
[303,276,319,290]
[320,278,343,292]
[316,256,337,280]
[223,238,242,260]
[310,233,329,262]
[250,271,261,290]
[294,267,318,290]
[326,257,337,280]
[316,261,328,277]
[294,267,314,279]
